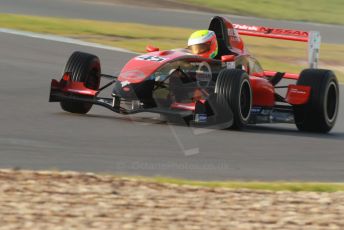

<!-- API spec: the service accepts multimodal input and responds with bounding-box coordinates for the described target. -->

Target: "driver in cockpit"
[187,30,218,59]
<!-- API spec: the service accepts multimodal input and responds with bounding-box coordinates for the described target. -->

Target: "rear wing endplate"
[233,24,321,69]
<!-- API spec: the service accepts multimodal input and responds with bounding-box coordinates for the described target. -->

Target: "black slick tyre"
[214,69,252,129]
[60,51,101,114]
[294,69,339,133]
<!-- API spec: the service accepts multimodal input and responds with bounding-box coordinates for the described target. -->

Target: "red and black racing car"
[49,16,340,133]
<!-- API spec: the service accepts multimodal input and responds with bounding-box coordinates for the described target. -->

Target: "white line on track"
[0,28,137,54]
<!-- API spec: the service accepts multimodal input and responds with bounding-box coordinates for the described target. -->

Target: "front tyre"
[294,69,339,133]
[214,69,252,129]
[60,51,101,114]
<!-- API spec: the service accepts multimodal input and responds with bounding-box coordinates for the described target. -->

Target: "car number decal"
[136,55,166,62]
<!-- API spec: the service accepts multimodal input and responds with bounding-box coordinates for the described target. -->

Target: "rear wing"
[233,24,321,69]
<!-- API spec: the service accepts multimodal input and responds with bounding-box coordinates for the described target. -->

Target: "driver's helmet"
[188,30,218,59]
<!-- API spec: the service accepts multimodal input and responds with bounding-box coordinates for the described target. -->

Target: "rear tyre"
[60,51,101,114]
[294,69,339,133]
[214,69,252,129]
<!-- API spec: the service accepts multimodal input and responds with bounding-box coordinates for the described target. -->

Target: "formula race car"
[49,16,340,133]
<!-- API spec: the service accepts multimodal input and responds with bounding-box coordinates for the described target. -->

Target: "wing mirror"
[221,55,236,62]
[146,45,160,52]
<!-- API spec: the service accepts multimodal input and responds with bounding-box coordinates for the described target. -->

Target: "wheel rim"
[239,79,252,121]
[325,81,338,123]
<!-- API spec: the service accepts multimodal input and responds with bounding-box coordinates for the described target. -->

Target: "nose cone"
[112,79,155,101]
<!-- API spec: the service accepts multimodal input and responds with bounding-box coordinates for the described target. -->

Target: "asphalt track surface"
[1,0,344,44]
[0,32,344,181]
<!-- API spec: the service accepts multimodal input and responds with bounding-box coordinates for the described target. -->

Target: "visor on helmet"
[188,42,211,55]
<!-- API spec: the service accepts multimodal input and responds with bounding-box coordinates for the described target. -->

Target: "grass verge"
[0,13,343,82]
[0,14,189,52]
[179,0,344,25]
[8,169,344,193]
[133,176,344,192]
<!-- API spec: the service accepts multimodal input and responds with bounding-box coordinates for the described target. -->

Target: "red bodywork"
[118,51,215,84]
[249,77,275,107]
[118,51,189,83]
